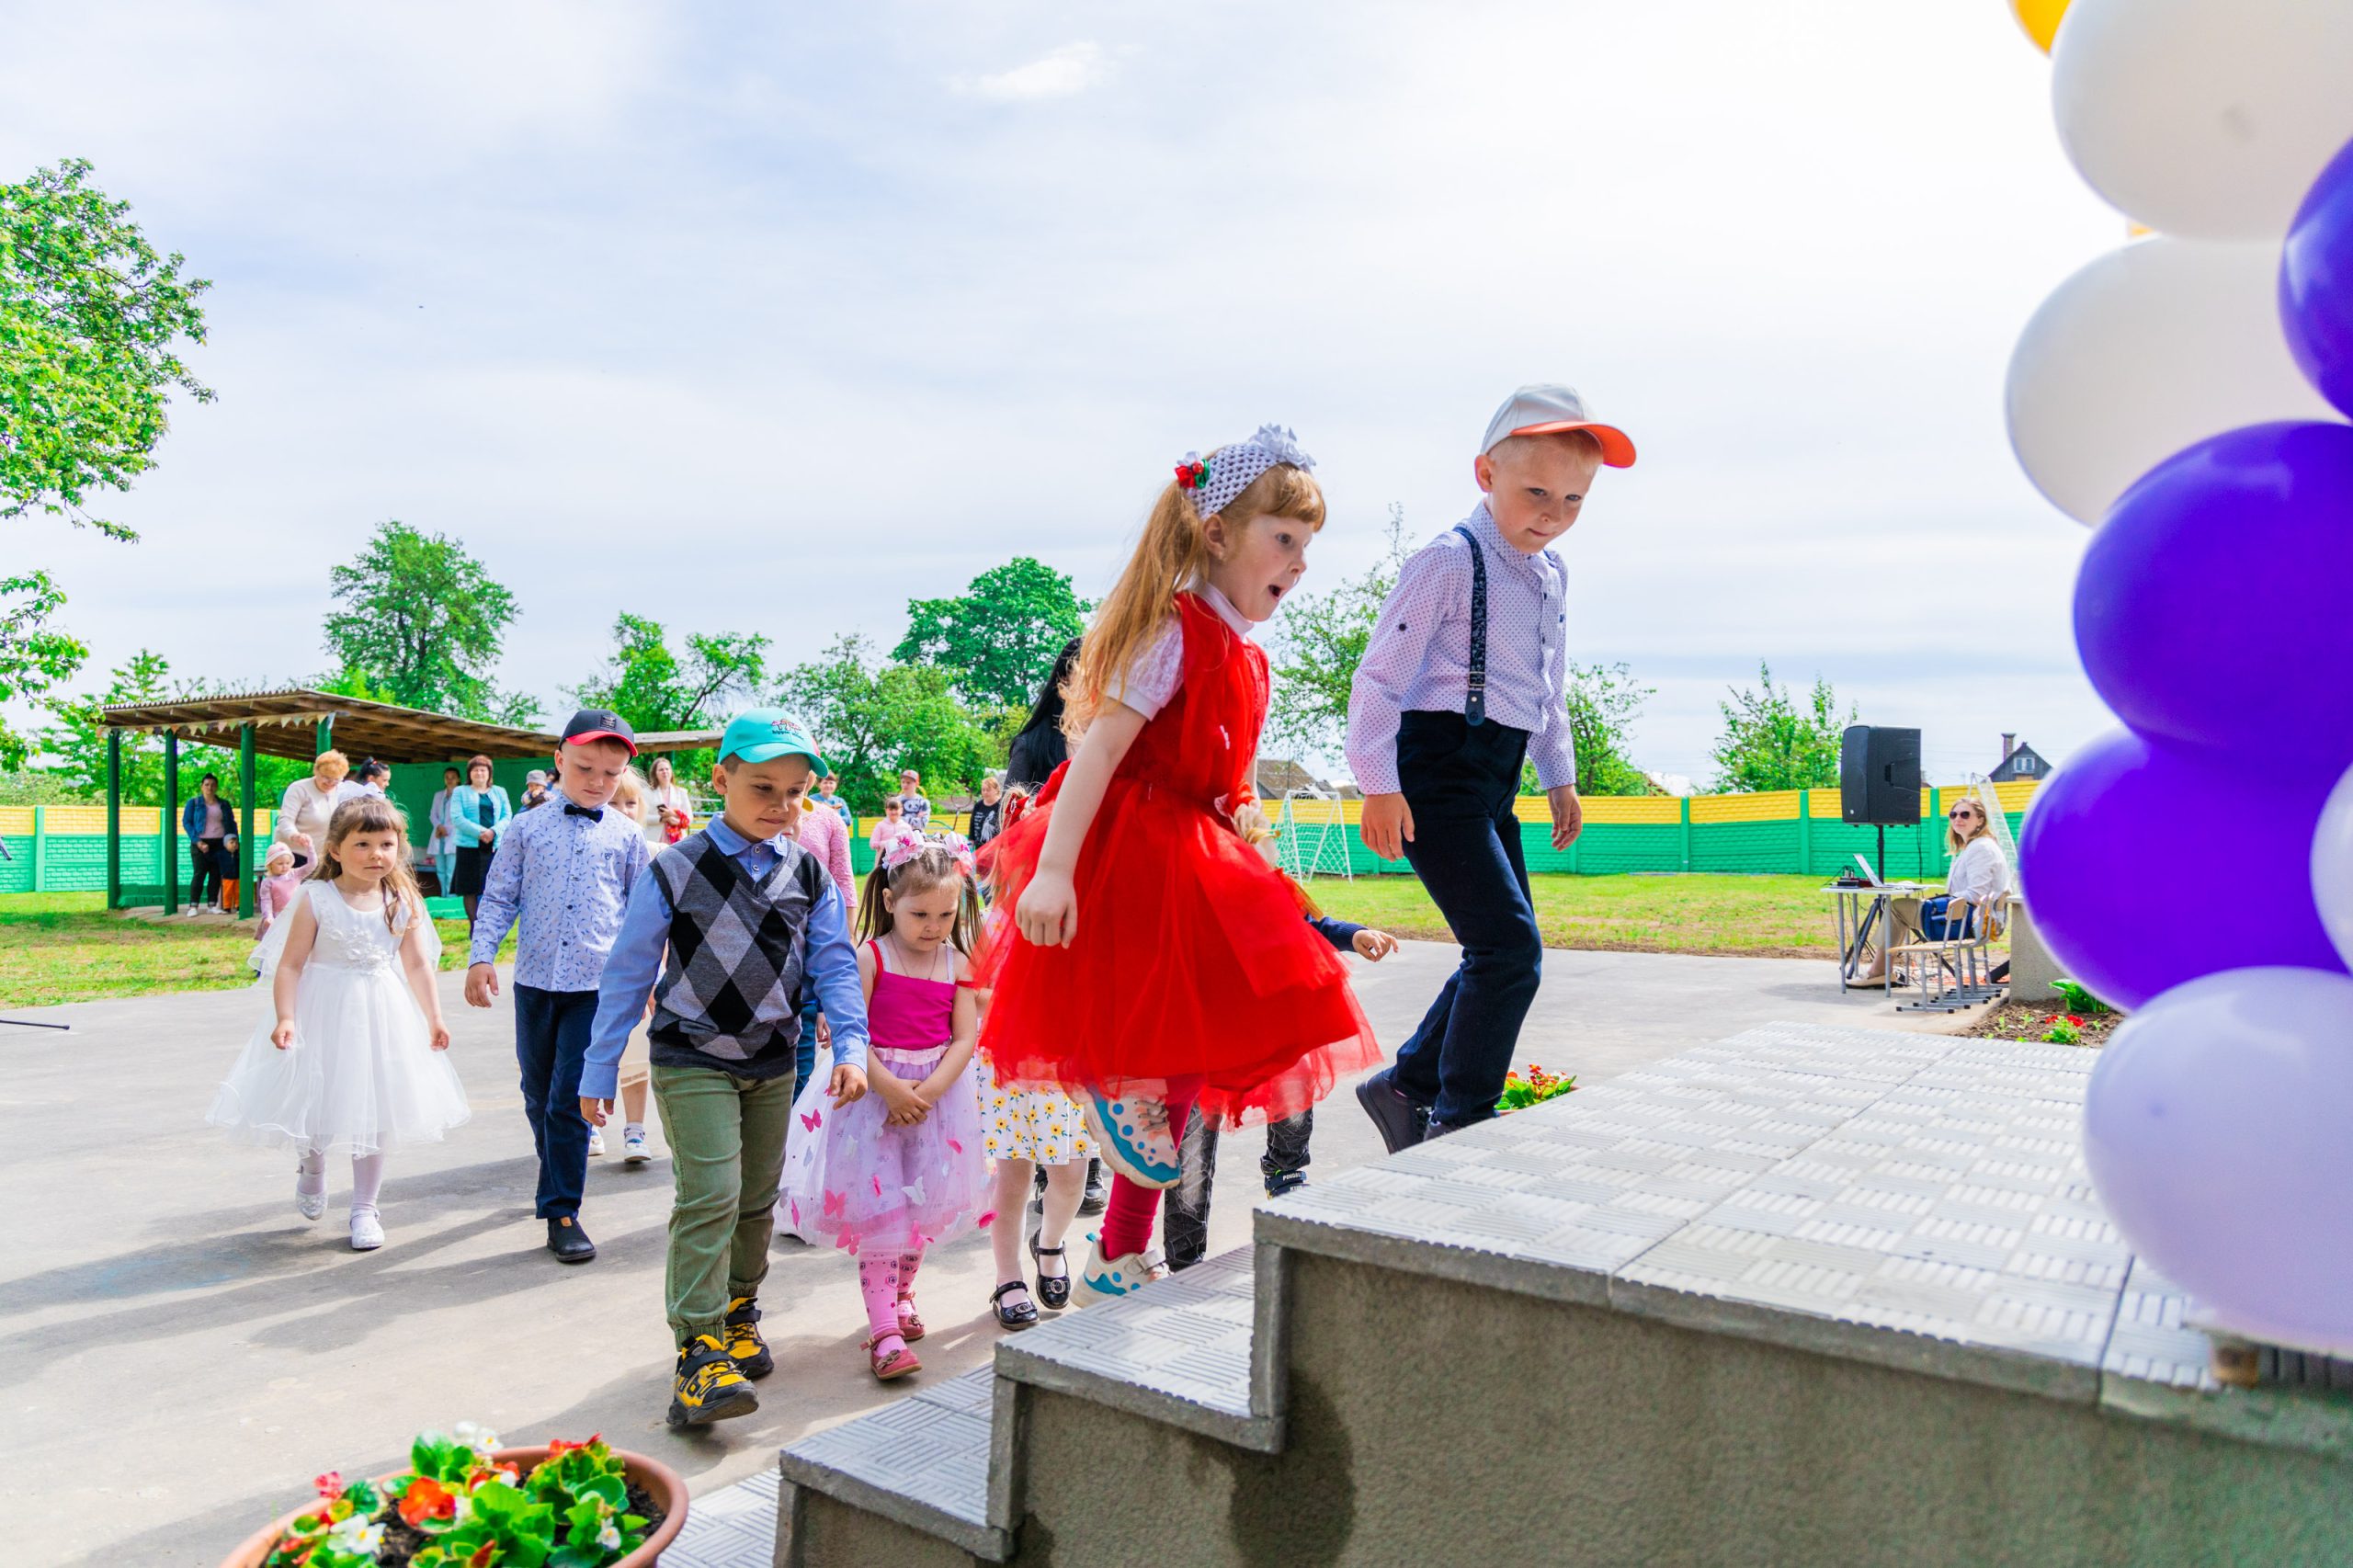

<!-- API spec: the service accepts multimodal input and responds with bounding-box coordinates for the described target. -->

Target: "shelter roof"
[98,688,563,765]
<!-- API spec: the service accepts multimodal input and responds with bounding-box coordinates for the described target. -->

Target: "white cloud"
[961,41,1109,102]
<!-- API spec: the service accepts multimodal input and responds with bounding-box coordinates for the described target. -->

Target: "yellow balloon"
[2009,0,2071,54]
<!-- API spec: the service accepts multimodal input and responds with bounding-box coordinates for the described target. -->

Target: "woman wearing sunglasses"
[1858,796,2010,983]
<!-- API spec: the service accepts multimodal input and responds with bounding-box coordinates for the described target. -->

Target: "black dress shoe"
[546,1215,597,1263]
[1355,1069,1428,1154]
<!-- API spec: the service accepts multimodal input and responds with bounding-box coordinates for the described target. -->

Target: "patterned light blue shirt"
[466,787,654,990]
[1345,501,1578,795]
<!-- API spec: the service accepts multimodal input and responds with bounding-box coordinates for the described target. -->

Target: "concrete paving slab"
[0,939,1976,1563]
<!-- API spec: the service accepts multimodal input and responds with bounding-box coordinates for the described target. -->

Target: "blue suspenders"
[1452,522,1488,727]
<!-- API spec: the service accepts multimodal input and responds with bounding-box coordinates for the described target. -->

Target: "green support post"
[1797,789,1813,876]
[239,722,258,915]
[106,729,121,910]
[163,731,180,915]
[1678,795,1693,873]
[316,716,334,757]
[30,804,47,892]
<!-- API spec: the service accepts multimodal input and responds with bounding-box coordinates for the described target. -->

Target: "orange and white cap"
[1479,384,1636,468]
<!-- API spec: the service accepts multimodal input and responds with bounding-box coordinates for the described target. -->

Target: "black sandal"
[1031,1241,1072,1311]
[991,1279,1039,1330]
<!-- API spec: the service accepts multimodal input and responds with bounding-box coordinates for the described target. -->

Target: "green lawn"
[1313,872,1860,960]
[0,891,510,1009]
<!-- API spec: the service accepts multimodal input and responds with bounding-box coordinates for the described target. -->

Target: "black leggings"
[190,840,232,906]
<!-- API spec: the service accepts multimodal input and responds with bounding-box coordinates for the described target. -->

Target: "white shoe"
[1077,1233,1168,1305]
[182,905,202,917]
[1080,1085,1183,1188]
[586,1128,605,1157]
[295,1172,325,1222]
[350,1209,384,1251]
[622,1128,651,1164]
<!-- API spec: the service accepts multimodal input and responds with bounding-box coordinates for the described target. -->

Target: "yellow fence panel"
[1692,790,1802,824]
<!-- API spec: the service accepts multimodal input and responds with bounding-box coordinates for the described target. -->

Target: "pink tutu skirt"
[778,1042,990,1254]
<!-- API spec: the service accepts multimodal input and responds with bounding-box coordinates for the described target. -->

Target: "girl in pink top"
[795,796,857,910]
[778,837,987,1381]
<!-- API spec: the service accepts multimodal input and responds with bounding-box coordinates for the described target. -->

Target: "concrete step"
[780,1367,1011,1562]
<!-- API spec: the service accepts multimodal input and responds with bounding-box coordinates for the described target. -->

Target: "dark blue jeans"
[1389,712,1544,1129]
[514,984,597,1219]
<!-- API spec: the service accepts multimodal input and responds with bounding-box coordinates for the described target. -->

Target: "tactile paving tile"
[997,1244,1258,1417]
[662,1467,780,1568]
[783,1367,996,1527]
[2102,1256,2222,1392]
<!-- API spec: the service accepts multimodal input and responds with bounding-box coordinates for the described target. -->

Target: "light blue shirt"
[581,814,869,1101]
[465,788,652,988]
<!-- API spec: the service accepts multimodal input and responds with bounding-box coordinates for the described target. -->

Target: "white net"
[1275,790,1355,881]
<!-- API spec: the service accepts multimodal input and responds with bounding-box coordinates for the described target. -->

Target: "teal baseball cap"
[719,709,829,771]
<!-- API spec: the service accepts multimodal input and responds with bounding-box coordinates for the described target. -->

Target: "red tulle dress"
[975,593,1381,1128]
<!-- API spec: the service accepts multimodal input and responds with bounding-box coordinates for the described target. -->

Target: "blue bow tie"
[563,803,604,822]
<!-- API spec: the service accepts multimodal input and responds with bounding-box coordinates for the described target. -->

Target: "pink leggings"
[1096,1076,1201,1259]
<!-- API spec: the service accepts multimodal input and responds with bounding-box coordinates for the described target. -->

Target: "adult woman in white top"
[643,755,694,847]
[426,765,461,895]
[273,750,350,869]
[1859,796,2009,981]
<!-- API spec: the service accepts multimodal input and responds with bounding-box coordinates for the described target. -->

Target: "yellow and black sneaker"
[723,1295,774,1380]
[667,1334,758,1427]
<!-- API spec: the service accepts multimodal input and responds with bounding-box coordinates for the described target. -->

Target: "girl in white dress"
[209,797,469,1251]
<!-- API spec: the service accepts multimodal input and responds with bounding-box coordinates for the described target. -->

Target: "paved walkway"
[1,942,1975,1564]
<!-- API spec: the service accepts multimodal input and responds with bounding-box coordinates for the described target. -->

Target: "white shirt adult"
[644,780,693,846]
[273,773,344,857]
[1945,835,2009,918]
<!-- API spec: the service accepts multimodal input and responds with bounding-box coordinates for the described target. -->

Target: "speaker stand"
[1876,824,1887,882]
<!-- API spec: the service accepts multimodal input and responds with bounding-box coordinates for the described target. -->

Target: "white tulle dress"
[208,882,471,1156]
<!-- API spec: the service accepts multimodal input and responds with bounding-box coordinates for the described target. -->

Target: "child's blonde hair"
[1066,457,1325,736]
[859,842,983,955]
[308,795,424,933]
[609,766,648,823]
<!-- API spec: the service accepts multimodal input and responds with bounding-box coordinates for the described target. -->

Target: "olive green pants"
[653,1062,797,1347]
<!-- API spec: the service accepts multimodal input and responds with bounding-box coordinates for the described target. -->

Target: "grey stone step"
[779,1366,1012,1562]
[993,1242,1284,1452]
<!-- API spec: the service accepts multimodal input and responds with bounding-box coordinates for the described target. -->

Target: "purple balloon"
[2018,727,2347,1011]
[2085,966,2353,1351]
[2076,421,2353,773]
[2281,133,2353,421]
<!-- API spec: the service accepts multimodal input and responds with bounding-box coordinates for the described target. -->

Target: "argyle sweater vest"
[646,829,824,1080]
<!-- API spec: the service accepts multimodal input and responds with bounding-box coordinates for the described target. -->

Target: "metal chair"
[1890,892,2006,1012]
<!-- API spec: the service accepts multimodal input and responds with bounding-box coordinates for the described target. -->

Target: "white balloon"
[2053,0,2353,240]
[2006,235,2341,524]
[2314,762,2353,973]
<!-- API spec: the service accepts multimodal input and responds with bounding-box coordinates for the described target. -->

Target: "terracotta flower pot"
[219,1444,688,1567]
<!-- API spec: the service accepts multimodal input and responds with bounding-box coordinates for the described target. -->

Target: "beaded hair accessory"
[1174,424,1315,520]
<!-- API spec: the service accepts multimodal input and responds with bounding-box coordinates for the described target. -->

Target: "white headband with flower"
[881,831,976,880]
[1174,423,1314,521]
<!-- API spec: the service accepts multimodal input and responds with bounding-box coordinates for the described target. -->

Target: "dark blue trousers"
[514,984,597,1219]
[1389,712,1544,1129]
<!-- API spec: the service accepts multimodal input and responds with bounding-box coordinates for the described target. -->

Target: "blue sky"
[4,1,2125,783]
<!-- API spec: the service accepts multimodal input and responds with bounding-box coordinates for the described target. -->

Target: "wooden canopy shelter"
[95,688,724,914]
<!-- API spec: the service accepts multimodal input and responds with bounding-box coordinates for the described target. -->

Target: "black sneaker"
[1078,1159,1109,1216]
[546,1215,597,1264]
[1264,1167,1307,1199]
[1355,1069,1429,1154]
[668,1334,758,1426]
[723,1295,773,1379]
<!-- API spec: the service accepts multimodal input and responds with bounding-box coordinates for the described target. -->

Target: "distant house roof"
[1255,757,1329,798]
[1991,739,2052,781]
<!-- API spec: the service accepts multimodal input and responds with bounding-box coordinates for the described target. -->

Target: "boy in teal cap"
[586,709,870,1426]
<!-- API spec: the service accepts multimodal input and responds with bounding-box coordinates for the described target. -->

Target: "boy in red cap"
[1346,385,1636,1149]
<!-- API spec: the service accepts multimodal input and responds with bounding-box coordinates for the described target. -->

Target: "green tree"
[0,570,87,767]
[775,634,1004,811]
[1267,506,1412,758]
[570,613,768,734]
[893,556,1091,710]
[1518,661,1662,796]
[39,648,308,805]
[1709,662,1856,792]
[3,159,213,540]
[324,520,534,722]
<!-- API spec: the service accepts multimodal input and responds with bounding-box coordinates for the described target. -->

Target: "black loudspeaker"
[1840,725,1922,825]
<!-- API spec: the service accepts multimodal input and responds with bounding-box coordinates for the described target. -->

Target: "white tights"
[298,1149,387,1214]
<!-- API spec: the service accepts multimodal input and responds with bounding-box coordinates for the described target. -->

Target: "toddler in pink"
[779,837,988,1380]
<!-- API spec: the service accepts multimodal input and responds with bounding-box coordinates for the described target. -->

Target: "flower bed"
[225,1426,684,1568]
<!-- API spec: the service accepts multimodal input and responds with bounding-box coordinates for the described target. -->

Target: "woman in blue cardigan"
[444,754,513,930]
[181,772,240,915]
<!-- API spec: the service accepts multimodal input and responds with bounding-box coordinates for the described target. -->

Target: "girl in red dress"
[976,425,1381,1301]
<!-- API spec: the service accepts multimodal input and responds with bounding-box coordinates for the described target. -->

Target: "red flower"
[313,1471,343,1500]
[468,1544,498,1568]
[2063,1015,2086,1027]
[398,1476,459,1528]
[543,1437,570,1460]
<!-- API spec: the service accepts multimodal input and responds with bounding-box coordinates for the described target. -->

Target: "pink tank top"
[866,939,956,1053]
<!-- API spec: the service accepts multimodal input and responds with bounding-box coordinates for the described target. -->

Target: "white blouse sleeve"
[1948,839,2008,910]
[1106,616,1185,721]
